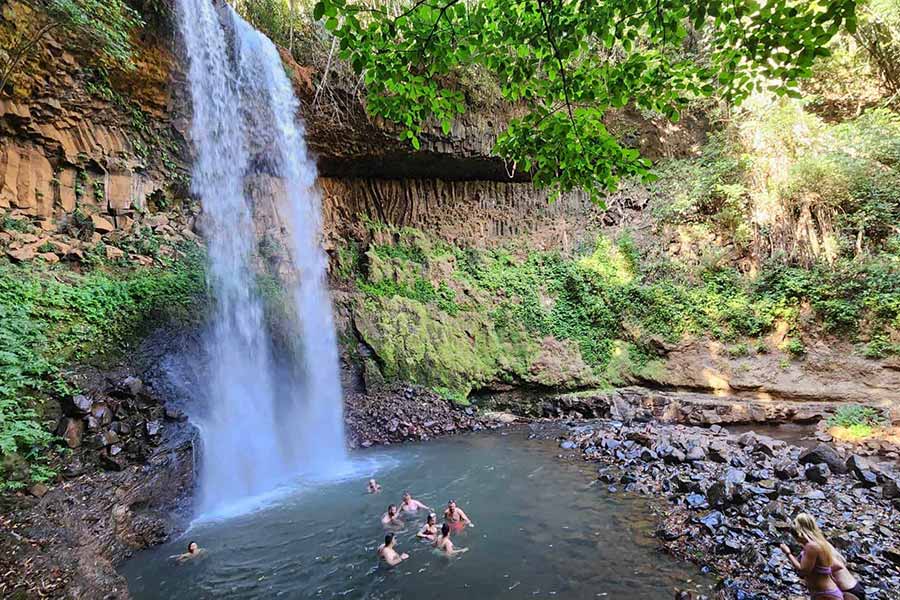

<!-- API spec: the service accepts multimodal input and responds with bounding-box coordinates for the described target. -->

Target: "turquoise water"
[122,429,713,599]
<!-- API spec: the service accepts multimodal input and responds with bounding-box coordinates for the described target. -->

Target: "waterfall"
[175,0,346,515]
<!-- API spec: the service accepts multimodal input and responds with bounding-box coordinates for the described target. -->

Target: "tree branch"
[0,20,61,97]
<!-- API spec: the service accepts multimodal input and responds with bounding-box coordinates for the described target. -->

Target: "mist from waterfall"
[174,0,346,515]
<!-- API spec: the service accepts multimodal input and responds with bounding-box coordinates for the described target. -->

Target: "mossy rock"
[353,295,503,395]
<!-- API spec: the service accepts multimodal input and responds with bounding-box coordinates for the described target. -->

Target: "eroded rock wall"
[320,177,609,252]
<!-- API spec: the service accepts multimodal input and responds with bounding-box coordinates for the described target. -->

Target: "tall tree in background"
[314,0,860,204]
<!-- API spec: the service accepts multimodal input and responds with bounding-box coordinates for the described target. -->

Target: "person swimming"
[400,491,431,513]
[381,504,404,527]
[779,513,847,600]
[432,523,468,556]
[417,513,439,540]
[443,499,473,528]
[170,541,204,563]
[377,533,409,566]
[367,479,382,494]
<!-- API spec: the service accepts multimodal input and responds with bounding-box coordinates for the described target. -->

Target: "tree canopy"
[313,0,860,204]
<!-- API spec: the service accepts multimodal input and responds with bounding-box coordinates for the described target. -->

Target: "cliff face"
[2,1,895,415]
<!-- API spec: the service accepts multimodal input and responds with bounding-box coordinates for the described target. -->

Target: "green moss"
[348,220,900,395]
[354,295,503,395]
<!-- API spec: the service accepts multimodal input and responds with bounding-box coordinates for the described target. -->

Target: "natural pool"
[122,429,713,599]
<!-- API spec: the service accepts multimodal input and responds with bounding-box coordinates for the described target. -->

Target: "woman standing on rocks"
[780,513,862,599]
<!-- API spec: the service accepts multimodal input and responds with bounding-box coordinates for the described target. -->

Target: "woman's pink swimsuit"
[800,551,844,599]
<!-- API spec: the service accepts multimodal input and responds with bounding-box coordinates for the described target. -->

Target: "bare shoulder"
[803,541,822,555]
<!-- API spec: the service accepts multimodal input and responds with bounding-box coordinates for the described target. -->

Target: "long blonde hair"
[793,513,841,566]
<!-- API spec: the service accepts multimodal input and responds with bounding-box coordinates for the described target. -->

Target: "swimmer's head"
[403,491,411,501]
[188,541,198,553]
[387,504,398,516]
[441,523,450,537]
[427,513,436,524]
[369,479,376,486]
[384,533,395,547]
[447,499,456,509]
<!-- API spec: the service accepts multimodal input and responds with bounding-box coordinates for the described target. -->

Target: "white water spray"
[175,0,346,515]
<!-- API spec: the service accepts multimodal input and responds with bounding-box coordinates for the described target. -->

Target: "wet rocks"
[883,479,900,499]
[799,444,848,474]
[1,368,194,600]
[344,384,496,448]
[64,394,94,416]
[774,461,799,480]
[805,463,831,484]
[553,418,900,599]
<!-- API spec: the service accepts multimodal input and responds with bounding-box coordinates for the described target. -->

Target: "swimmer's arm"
[416,500,432,510]
[458,509,473,525]
[416,527,431,538]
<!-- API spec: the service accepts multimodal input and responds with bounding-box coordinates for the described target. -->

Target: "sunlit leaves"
[313,0,857,204]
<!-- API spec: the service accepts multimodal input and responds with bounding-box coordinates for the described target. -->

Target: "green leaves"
[0,250,206,489]
[324,0,858,202]
[47,0,144,70]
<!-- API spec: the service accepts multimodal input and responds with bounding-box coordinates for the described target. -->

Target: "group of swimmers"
[676,512,867,600]
[368,479,473,566]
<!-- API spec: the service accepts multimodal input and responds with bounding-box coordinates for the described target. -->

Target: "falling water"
[175,0,346,515]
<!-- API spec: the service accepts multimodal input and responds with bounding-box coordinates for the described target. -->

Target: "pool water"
[122,429,713,599]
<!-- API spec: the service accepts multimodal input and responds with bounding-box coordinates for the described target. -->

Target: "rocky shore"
[0,373,194,599]
[556,419,900,599]
[344,384,502,448]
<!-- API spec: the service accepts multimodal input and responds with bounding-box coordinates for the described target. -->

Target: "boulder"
[91,213,115,233]
[105,245,124,260]
[845,455,877,487]
[122,376,143,396]
[145,420,161,437]
[737,431,758,447]
[725,468,747,485]
[686,446,707,461]
[90,402,113,427]
[699,510,724,533]
[99,430,120,447]
[883,479,900,500]
[774,461,799,480]
[28,483,49,498]
[6,246,35,262]
[57,417,84,448]
[63,394,93,416]
[799,444,847,474]
[685,493,708,509]
[805,463,831,484]
[164,406,187,422]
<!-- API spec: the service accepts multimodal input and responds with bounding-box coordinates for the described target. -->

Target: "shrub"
[827,405,887,439]
[0,249,206,489]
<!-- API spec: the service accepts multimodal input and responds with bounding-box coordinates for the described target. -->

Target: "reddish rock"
[91,213,115,233]
[6,246,35,261]
[57,417,84,449]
